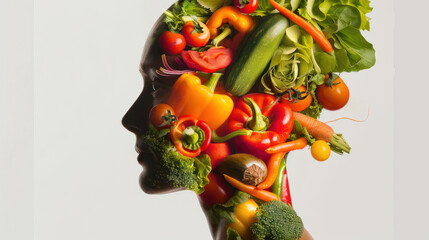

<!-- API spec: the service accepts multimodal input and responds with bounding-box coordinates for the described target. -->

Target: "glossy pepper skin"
[170,115,212,158]
[165,73,233,131]
[228,198,258,240]
[227,93,294,162]
[206,6,255,49]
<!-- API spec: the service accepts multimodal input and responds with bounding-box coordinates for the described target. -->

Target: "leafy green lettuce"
[298,0,375,72]
[253,0,302,16]
[261,24,314,94]
[332,26,375,72]
[305,0,373,31]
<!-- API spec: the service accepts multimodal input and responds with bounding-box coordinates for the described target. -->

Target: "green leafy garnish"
[208,191,251,224]
[226,228,243,240]
[163,0,212,32]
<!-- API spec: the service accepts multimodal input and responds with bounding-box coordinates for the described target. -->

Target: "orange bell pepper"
[165,73,233,131]
[206,6,255,49]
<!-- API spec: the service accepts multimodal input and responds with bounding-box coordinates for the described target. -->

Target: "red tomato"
[201,142,232,169]
[280,85,312,112]
[316,76,350,110]
[234,0,258,14]
[198,173,233,207]
[182,20,210,48]
[181,47,233,73]
[159,31,186,55]
[149,104,175,129]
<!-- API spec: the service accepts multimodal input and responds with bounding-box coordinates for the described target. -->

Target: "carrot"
[268,0,333,53]
[256,152,286,190]
[293,112,333,142]
[265,137,308,154]
[223,174,280,202]
[293,112,351,154]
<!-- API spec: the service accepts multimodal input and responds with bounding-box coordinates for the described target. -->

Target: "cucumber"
[224,14,288,96]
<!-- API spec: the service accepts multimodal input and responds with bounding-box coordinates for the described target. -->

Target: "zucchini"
[224,14,289,96]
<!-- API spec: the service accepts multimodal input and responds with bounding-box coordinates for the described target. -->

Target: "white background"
[1,0,428,239]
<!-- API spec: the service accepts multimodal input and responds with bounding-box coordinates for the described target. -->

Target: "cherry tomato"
[311,140,331,161]
[149,104,175,129]
[181,47,233,73]
[316,76,350,111]
[159,31,186,55]
[198,172,233,207]
[234,0,258,14]
[182,20,210,48]
[280,85,312,112]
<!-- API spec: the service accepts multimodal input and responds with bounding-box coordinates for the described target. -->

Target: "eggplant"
[216,153,267,186]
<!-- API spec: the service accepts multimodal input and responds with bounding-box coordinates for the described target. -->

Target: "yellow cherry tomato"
[311,140,331,161]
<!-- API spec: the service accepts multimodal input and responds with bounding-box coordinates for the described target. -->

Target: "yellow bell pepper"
[228,198,258,240]
[165,73,233,131]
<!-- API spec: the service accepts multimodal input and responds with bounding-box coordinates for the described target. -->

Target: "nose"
[122,84,155,135]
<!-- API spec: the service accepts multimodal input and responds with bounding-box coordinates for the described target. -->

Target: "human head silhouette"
[121,3,314,240]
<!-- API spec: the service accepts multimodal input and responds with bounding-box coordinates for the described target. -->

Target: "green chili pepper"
[272,156,287,197]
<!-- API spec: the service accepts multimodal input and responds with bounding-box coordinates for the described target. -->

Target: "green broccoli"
[141,129,211,194]
[250,200,304,240]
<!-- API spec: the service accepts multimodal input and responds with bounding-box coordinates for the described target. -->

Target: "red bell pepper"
[170,115,212,158]
[201,142,232,169]
[227,93,294,162]
[198,172,233,208]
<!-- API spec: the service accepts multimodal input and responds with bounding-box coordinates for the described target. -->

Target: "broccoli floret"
[250,201,304,240]
[141,130,211,194]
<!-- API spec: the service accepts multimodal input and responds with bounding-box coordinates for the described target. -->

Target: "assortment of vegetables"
[137,0,376,239]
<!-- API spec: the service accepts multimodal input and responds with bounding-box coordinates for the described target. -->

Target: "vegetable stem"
[164,10,175,19]
[244,97,269,132]
[212,129,252,143]
[204,73,222,93]
[212,25,232,47]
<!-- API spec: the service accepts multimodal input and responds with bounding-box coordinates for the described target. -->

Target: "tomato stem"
[158,109,177,128]
[191,16,204,34]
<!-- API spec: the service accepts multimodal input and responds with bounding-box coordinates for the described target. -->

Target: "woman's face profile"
[121,14,186,194]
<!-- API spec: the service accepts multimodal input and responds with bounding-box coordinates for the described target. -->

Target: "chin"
[137,151,185,194]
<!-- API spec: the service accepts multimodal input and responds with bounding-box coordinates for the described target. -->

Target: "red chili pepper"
[170,115,212,158]
[227,93,294,162]
[281,167,293,207]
